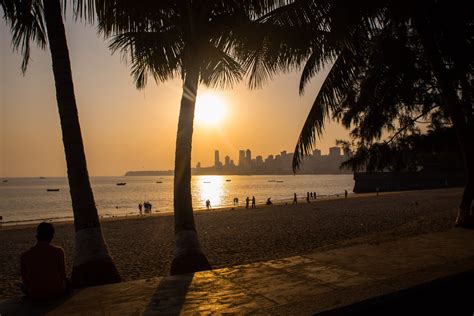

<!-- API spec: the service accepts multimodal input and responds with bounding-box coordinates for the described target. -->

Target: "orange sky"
[0,15,350,177]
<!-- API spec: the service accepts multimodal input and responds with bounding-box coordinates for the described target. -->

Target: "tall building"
[224,155,230,166]
[329,147,341,157]
[214,150,221,167]
[246,149,252,162]
[238,150,246,166]
[313,149,322,157]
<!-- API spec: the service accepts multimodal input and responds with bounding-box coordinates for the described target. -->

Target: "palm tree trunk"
[414,13,474,228]
[43,0,121,285]
[171,64,211,275]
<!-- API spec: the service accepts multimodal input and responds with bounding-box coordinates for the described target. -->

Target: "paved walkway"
[1,228,474,315]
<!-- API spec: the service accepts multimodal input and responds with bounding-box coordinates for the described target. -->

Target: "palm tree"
[243,0,474,228]
[96,0,287,274]
[1,0,121,286]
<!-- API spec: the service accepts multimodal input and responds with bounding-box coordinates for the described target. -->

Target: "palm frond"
[109,29,183,88]
[2,0,47,73]
[293,47,362,172]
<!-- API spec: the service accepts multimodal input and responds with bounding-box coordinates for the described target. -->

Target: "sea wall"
[353,171,465,193]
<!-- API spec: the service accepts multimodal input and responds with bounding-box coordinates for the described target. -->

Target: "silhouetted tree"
[1,0,121,286]
[95,0,287,274]
[243,0,474,228]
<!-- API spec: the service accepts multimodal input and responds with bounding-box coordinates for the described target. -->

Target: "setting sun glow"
[195,93,226,125]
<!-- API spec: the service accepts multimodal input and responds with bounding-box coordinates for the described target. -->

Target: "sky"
[0,14,350,177]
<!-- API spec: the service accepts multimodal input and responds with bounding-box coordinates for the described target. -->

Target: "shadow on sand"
[0,290,80,315]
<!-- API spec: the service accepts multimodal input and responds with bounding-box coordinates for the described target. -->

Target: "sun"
[195,93,226,126]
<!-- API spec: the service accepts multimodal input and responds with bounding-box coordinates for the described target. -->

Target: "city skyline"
[126,146,351,176]
[0,10,350,177]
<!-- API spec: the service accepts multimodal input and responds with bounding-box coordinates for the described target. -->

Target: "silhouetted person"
[314,192,317,199]
[293,193,297,204]
[306,192,310,203]
[21,222,68,300]
[138,203,143,215]
[251,196,256,208]
[266,197,273,205]
[206,199,211,209]
[246,196,250,209]
[344,190,348,199]
[310,192,313,198]
[236,197,239,204]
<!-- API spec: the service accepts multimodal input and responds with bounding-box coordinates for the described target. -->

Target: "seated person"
[21,222,68,300]
[266,197,273,205]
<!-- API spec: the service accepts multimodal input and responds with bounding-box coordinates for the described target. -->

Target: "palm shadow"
[143,273,194,315]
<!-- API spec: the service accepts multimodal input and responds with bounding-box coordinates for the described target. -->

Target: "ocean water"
[0,175,354,225]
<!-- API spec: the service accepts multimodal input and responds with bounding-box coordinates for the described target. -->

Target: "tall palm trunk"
[171,63,211,275]
[43,0,121,285]
[414,13,474,228]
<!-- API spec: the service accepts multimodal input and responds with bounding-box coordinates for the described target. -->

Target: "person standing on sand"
[314,192,317,199]
[246,196,250,209]
[293,193,297,204]
[345,190,348,199]
[138,203,143,215]
[20,222,70,300]
[306,192,311,203]
[251,196,256,208]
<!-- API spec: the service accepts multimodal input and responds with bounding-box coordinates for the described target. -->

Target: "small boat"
[204,181,211,183]
[276,181,284,183]
[116,182,127,186]
[156,181,162,183]
[226,179,231,182]
[268,180,276,182]
[39,177,46,179]
[47,188,60,192]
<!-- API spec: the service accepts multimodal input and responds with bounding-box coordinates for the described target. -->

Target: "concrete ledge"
[1,228,474,315]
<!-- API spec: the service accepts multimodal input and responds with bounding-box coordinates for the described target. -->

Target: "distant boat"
[39,177,46,179]
[268,180,276,182]
[156,181,162,183]
[46,188,60,192]
[2,180,7,183]
[276,181,284,183]
[116,182,127,186]
[204,181,211,183]
[226,179,231,182]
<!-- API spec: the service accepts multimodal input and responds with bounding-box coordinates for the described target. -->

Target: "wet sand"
[0,188,462,299]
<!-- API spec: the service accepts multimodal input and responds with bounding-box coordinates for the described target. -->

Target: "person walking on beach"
[251,196,256,208]
[306,192,311,203]
[344,190,348,199]
[293,193,297,204]
[20,222,69,300]
[310,192,313,198]
[138,203,143,215]
[206,199,211,209]
[246,196,250,209]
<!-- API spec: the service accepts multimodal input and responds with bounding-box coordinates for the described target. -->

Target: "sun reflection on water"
[195,176,225,209]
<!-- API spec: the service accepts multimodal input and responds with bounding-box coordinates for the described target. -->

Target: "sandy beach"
[0,188,462,299]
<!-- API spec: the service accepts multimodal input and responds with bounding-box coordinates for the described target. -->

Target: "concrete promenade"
[1,228,473,315]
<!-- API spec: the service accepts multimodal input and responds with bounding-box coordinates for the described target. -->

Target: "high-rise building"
[246,149,252,162]
[214,150,221,167]
[313,149,322,157]
[329,147,341,157]
[239,150,246,166]
[224,155,230,166]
